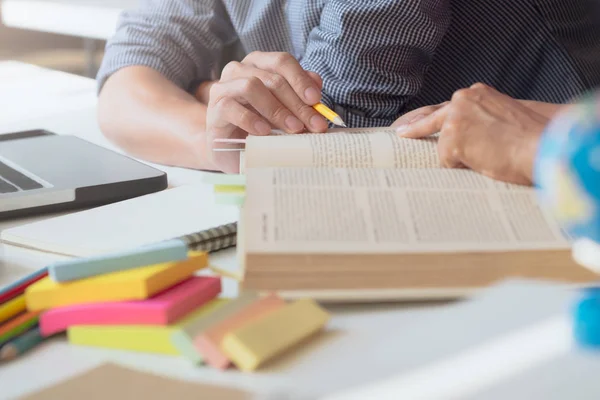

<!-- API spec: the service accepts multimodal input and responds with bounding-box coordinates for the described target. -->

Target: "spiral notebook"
[0,185,239,257]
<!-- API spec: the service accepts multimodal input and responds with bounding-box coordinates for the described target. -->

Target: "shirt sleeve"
[96,0,238,94]
[299,0,451,127]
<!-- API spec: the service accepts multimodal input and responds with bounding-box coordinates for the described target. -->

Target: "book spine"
[178,223,237,253]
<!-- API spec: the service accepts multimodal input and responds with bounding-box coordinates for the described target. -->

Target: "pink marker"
[40,276,221,336]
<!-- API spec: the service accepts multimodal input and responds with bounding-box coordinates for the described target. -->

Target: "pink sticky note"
[194,294,285,370]
[40,276,221,336]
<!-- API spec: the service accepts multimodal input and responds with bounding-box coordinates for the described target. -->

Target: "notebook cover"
[0,185,239,257]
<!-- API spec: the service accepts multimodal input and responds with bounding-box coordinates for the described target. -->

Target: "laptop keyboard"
[0,161,43,193]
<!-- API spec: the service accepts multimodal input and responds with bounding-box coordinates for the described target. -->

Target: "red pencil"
[0,269,47,304]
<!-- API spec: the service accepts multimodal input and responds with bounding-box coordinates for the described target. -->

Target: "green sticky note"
[215,193,245,206]
[202,173,246,187]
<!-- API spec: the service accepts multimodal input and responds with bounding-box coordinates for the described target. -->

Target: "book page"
[244,167,569,254]
[244,128,439,169]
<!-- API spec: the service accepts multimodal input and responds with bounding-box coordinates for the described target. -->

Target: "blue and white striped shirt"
[97,0,600,128]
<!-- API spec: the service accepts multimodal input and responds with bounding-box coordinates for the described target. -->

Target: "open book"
[238,128,596,301]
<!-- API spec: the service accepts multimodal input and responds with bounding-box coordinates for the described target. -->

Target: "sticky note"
[214,185,246,195]
[48,239,189,282]
[194,294,285,369]
[26,252,207,310]
[39,276,221,336]
[67,299,229,355]
[202,173,246,186]
[0,294,26,324]
[171,291,258,364]
[215,193,245,206]
[222,299,330,371]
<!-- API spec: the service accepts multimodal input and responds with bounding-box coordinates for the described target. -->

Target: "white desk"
[0,61,447,399]
[1,0,134,40]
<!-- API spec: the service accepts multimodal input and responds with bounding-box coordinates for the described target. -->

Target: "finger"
[391,102,448,128]
[243,51,322,105]
[209,94,272,136]
[306,71,323,88]
[262,71,327,132]
[437,131,465,169]
[219,64,327,132]
[396,104,450,138]
[210,78,304,134]
[436,108,468,169]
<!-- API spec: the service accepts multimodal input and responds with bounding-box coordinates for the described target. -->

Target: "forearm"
[97,66,216,170]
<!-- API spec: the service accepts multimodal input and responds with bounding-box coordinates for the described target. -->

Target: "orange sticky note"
[194,294,285,369]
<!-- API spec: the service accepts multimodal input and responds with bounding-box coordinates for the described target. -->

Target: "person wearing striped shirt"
[96,0,600,173]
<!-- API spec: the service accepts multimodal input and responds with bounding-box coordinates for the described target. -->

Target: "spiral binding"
[177,222,237,253]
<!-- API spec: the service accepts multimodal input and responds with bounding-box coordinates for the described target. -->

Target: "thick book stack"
[10,243,329,372]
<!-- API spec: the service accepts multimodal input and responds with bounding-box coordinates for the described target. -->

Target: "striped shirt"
[97,0,600,128]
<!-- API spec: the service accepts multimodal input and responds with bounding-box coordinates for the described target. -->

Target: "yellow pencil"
[313,103,347,127]
[0,295,26,324]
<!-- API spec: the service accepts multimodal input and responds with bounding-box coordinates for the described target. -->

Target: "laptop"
[0,130,168,220]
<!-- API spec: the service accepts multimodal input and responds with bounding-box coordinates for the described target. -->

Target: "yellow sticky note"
[68,299,228,355]
[214,185,246,195]
[0,295,26,324]
[222,299,330,371]
[26,252,207,310]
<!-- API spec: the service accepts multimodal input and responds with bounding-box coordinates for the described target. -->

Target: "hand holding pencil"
[206,51,346,173]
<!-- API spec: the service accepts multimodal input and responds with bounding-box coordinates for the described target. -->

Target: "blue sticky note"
[48,239,189,282]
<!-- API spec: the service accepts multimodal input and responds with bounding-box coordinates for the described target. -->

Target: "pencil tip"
[330,116,347,128]
[0,346,16,362]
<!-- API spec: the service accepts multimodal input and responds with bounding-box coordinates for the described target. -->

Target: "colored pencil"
[0,295,26,324]
[0,311,41,346]
[0,326,44,361]
[0,268,47,304]
[312,103,347,127]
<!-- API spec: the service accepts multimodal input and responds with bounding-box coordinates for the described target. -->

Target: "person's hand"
[393,83,549,186]
[393,98,565,129]
[205,52,329,173]
[392,101,449,127]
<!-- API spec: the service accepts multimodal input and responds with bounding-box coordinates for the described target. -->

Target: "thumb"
[396,105,449,139]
